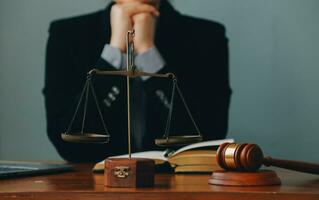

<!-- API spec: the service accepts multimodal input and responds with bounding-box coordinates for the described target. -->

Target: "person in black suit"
[43,0,231,162]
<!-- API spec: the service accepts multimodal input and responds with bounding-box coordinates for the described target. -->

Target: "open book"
[93,138,234,173]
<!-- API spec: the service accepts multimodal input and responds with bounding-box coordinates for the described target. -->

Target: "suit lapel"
[98,3,113,47]
[155,0,181,47]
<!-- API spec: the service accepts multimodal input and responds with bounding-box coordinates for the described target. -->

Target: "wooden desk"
[0,164,318,200]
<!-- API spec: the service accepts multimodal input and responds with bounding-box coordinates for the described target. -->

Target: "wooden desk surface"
[0,164,318,200]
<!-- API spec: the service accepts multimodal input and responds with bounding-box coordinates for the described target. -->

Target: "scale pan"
[61,133,110,144]
[155,135,203,147]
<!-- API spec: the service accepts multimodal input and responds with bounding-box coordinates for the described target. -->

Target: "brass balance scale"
[58,30,319,188]
[61,30,203,151]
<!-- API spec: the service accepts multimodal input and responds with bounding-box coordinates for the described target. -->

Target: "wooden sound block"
[104,158,155,188]
[209,170,281,186]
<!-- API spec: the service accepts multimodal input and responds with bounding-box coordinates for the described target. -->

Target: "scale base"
[209,170,281,186]
[104,158,155,188]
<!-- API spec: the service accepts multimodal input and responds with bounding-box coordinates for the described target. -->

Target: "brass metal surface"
[155,135,203,147]
[224,143,238,170]
[61,133,110,143]
[114,166,130,178]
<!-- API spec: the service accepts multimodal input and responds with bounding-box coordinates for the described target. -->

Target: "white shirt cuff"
[135,47,166,81]
[100,44,122,69]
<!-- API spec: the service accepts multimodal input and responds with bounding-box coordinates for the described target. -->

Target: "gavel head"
[216,143,264,172]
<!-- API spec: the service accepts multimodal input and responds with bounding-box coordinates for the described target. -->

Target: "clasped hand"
[110,0,160,54]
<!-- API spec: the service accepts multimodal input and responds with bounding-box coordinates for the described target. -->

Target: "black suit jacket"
[43,1,231,162]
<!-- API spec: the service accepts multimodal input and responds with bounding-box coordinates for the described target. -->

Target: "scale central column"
[126,30,133,158]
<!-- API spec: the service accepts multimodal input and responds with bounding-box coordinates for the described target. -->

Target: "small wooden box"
[104,158,155,188]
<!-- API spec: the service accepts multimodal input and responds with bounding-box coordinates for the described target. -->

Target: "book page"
[109,151,167,162]
[168,150,217,166]
[171,138,234,157]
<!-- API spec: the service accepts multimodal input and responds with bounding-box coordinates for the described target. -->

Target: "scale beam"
[88,68,175,79]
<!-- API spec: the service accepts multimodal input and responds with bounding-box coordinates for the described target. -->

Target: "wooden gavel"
[216,143,319,174]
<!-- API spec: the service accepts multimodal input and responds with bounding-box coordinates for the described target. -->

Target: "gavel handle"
[263,156,319,175]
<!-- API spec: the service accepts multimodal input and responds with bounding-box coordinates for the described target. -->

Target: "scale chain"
[65,76,110,137]
[65,79,89,134]
[81,78,90,134]
[175,82,202,137]
[163,79,177,139]
[88,79,110,136]
[163,79,202,139]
